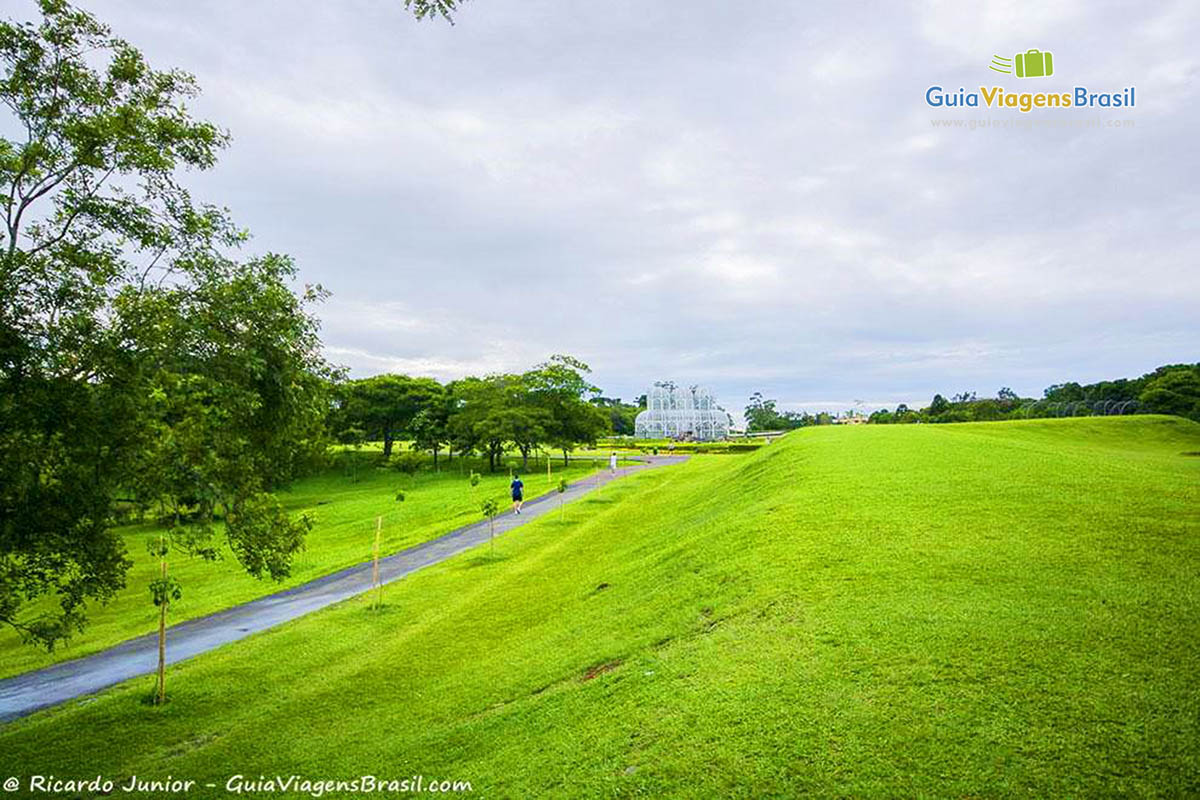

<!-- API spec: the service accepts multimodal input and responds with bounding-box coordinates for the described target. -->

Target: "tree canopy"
[744,392,814,432]
[404,0,468,23]
[0,0,331,649]
[867,364,1200,425]
[331,374,443,459]
[525,355,609,465]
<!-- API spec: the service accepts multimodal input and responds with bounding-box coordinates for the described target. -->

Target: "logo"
[925,49,1135,113]
[989,49,1054,78]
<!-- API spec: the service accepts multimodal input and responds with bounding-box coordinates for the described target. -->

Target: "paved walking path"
[0,456,686,723]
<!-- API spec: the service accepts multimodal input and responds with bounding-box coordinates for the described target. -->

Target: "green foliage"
[325,356,621,477]
[403,0,467,23]
[480,497,500,519]
[590,396,640,435]
[872,364,1200,426]
[0,1,329,650]
[600,439,764,455]
[331,375,442,459]
[557,478,568,494]
[744,391,813,431]
[469,471,481,488]
[409,393,454,466]
[525,355,611,464]
[224,494,312,582]
[1139,365,1200,421]
[449,373,550,472]
[392,450,424,475]
[395,490,406,502]
[147,576,182,607]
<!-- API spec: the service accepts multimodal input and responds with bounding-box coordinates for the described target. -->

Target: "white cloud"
[915,0,1087,58]
[53,0,1200,413]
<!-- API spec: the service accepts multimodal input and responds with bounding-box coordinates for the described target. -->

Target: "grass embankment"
[0,456,599,679]
[3,417,1198,797]
[594,437,767,454]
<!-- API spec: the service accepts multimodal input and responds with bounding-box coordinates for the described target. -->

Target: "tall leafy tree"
[744,392,779,432]
[449,374,549,472]
[0,1,330,653]
[1140,365,1200,421]
[744,391,812,432]
[448,376,503,472]
[409,384,453,468]
[334,374,442,459]
[527,355,610,464]
[590,396,639,436]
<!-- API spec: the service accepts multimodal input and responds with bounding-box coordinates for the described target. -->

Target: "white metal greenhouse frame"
[634,383,729,441]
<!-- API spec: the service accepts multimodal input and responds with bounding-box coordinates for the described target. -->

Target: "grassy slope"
[2,417,1198,798]
[0,457,599,679]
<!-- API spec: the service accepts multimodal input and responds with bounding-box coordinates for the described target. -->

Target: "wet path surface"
[0,456,686,722]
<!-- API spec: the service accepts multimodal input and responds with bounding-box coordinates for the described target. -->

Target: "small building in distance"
[634,382,729,441]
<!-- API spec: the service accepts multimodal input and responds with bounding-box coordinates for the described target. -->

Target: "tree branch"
[25,166,117,258]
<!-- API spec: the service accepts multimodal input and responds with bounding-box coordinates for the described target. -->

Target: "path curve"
[0,456,686,723]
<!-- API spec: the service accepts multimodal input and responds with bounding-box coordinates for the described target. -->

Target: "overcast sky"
[31,1,1200,416]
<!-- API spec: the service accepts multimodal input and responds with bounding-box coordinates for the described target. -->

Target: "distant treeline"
[743,392,834,431]
[744,363,1200,431]
[328,355,645,471]
[869,363,1199,424]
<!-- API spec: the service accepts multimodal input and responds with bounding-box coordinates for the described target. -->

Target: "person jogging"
[511,474,524,514]
[609,452,618,474]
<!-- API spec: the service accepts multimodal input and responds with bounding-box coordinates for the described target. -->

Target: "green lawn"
[0,454,601,679]
[2,417,1198,798]
[591,437,767,454]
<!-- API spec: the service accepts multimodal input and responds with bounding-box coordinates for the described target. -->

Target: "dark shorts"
[512,491,523,501]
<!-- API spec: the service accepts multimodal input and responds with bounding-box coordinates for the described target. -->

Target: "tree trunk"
[432,446,439,470]
[522,447,529,469]
[562,448,569,467]
[156,558,167,705]
[383,429,394,459]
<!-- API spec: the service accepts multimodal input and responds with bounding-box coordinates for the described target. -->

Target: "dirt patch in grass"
[581,659,622,681]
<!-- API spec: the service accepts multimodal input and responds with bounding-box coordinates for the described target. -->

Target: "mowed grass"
[2,416,1198,798]
[0,455,599,679]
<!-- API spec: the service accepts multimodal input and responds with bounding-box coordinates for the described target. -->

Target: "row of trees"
[590,395,644,436]
[329,355,616,472]
[867,364,1200,424]
[744,392,822,431]
[743,364,1200,431]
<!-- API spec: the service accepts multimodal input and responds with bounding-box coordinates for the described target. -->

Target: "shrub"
[392,451,424,475]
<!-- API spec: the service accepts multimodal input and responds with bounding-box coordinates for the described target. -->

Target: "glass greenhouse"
[634,382,729,441]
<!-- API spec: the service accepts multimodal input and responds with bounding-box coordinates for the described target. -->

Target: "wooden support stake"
[373,516,382,611]
[156,537,167,705]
